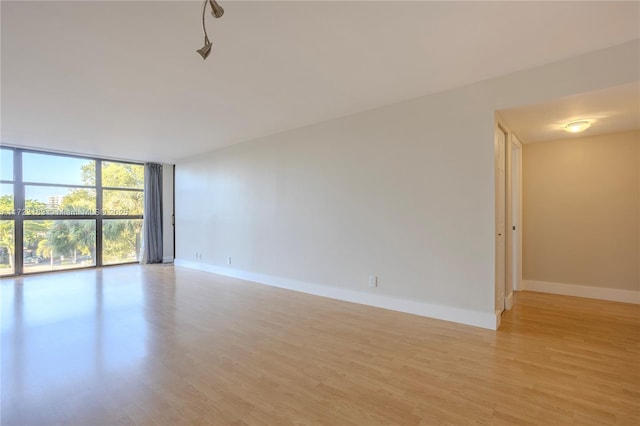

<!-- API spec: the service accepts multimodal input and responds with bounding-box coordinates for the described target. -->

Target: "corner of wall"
[162,164,175,261]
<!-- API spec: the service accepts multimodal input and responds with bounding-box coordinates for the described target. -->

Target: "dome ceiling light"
[563,120,592,133]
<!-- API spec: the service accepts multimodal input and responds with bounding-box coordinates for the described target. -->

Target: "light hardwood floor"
[1,265,638,425]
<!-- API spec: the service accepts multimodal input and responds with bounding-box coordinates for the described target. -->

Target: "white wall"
[162,164,174,263]
[175,40,639,329]
[522,131,639,303]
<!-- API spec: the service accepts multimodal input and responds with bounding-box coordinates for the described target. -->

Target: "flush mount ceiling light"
[197,0,224,60]
[563,120,592,133]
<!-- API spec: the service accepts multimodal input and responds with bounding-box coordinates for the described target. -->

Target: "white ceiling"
[499,82,640,143]
[2,1,639,163]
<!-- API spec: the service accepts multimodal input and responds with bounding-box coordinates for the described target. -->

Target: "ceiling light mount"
[197,0,224,60]
[563,120,592,133]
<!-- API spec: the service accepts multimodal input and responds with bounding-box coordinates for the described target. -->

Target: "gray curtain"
[141,163,163,264]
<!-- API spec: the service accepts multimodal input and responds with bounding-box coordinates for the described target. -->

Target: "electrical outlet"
[368,275,377,288]
[227,256,232,265]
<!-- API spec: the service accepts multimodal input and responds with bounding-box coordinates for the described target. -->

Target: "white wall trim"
[521,280,640,304]
[175,259,499,330]
[162,256,174,264]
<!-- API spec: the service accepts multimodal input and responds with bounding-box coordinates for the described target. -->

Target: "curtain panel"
[141,163,163,264]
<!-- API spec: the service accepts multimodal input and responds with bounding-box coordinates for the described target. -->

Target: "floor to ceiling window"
[0,147,143,276]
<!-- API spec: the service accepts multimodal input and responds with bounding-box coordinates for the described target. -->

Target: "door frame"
[495,120,524,321]
[495,124,507,317]
[506,134,523,308]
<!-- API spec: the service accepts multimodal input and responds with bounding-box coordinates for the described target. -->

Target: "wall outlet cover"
[368,275,377,288]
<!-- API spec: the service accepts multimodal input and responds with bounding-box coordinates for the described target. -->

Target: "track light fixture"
[197,0,224,60]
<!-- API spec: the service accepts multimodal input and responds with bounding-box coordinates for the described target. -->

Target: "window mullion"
[14,149,24,275]
[96,160,103,267]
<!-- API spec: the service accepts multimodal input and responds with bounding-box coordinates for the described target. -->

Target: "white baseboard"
[175,259,499,330]
[162,256,174,264]
[521,280,640,304]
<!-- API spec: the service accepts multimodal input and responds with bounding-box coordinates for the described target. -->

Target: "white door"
[495,127,506,313]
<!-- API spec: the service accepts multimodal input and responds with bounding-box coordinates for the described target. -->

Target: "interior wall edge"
[162,164,175,262]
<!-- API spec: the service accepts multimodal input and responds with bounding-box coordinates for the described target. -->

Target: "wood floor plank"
[1,265,638,425]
